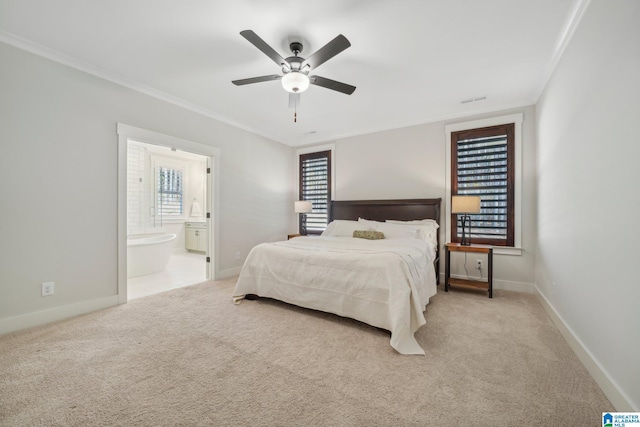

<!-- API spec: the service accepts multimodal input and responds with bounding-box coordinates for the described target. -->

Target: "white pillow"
[322,220,369,237]
[386,218,439,229]
[358,217,384,228]
[386,219,439,243]
[375,223,421,240]
[358,218,420,240]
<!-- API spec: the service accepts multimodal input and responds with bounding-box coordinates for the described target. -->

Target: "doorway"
[116,124,220,304]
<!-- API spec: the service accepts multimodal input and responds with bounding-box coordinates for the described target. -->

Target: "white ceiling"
[0,0,583,146]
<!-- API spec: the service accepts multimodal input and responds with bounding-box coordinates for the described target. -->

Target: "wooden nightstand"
[444,243,493,298]
[287,233,302,240]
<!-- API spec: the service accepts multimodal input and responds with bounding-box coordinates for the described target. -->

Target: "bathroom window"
[157,167,183,216]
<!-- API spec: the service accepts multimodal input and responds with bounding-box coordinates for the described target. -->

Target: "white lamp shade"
[282,72,310,93]
[451,196,481,214]
[294,200,313,213]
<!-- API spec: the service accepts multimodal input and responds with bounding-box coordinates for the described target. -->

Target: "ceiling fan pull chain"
[294,105,297,123]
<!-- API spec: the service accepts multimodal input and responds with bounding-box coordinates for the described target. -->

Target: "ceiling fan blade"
[309,75,356,95]
[240,30,288,68]
[301,34,351,71]
[232,74,282,86]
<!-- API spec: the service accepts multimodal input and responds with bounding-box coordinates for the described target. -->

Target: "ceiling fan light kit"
[282,71,310,93]
[232,30,356,121]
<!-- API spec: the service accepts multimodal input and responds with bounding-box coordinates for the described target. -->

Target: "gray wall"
[535,0,640,410]
[0,42,293,328]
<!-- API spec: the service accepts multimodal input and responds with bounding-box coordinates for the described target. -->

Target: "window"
[157,167,183,217]
[299,150,332,234]
[451,124,514,246]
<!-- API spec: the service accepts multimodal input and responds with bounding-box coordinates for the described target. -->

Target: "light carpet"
[0,279,612,426]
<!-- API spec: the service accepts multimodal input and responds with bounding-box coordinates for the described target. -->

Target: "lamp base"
[460,214,471,246]
[299,213,308,236]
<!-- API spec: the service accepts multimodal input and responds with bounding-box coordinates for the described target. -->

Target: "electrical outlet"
[42,281,54,296]
[476,260,482,270]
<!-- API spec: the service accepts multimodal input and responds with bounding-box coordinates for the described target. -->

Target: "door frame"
[116,123,221,304]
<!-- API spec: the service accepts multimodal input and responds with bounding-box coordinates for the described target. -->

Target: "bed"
[232,198,442,355]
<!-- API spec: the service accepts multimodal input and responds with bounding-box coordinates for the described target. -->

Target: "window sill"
[493,247,522,256]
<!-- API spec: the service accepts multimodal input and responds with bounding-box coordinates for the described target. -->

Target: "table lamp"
[295,200,313,235]
[451,196,481,245]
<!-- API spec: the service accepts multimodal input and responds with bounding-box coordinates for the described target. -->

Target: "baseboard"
[493,278,535,293]
[0,295,119,336]
[440,273,535,294]
[534,286,636,411]
[217,267,241,280]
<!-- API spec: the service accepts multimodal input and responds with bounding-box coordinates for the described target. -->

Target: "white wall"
[0,41,293,330]
[309,104,537,289]
[535,0,640,410]
[334,124,445,201]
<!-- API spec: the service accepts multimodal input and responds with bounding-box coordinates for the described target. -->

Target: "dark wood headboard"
[330,198,441,225]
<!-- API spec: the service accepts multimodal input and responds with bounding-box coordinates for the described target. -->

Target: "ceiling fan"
[232,30,356,108]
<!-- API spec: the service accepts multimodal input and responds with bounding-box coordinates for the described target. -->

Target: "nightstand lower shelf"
[446,277,489,291]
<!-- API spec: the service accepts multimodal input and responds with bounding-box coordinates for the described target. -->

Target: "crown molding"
[0,29,282,144]
[532,0,592,101]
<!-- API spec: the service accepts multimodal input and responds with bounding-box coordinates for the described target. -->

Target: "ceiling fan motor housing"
[284,56,304,72]
[289,41,303,55]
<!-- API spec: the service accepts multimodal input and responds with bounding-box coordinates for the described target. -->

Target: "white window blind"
[452,124,514,246]
[157,167,183,216]
[299,150,331,234]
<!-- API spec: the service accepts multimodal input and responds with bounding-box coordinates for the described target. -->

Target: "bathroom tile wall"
[127,144,144,231]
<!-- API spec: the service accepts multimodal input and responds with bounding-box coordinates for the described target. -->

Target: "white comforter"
[232,236,437,355]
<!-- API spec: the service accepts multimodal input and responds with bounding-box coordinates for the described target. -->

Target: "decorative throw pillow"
[353,230,385,240]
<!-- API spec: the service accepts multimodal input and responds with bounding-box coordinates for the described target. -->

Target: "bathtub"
[127,234,177,278]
